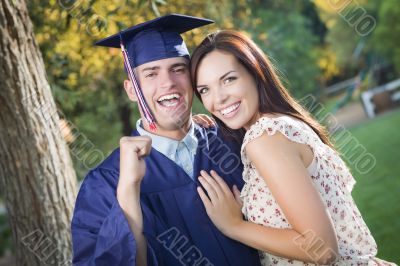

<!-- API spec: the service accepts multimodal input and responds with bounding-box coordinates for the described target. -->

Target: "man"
[71,14,261,266]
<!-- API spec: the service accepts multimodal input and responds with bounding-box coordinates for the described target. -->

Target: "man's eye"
[145,72,156,78]
[224,76,237,84]
[198,87,209,94]
[173,67,186,73]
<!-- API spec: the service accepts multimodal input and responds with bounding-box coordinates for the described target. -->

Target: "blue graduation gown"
[71,125,261,266]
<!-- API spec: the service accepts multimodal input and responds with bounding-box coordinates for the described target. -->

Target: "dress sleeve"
[240,116,356,192]
[71,168,159,266]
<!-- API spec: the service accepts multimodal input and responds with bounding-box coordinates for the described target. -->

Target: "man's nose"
[158,71,175,89]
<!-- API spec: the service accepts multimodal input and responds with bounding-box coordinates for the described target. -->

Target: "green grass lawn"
[333,109,400,263]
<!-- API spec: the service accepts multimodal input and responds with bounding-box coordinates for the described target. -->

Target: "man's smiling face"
[130,56,193,132]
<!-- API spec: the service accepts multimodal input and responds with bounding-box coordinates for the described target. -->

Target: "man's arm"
[71,168,138,265]
[117,184,147,266]
[118,136,152,266]
[71,136,155,266]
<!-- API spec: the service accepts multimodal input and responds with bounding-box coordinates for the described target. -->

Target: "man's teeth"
[163,101,178,107]
[157,93,181,107]
[158,93,180,102]
[220,103,240,116]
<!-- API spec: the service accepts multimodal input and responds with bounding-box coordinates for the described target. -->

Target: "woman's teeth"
[220,102,240,116]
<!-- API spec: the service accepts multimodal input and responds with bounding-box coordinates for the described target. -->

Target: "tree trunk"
[0,0,77,265]
[115,83,134,136]
[120,102,134,136]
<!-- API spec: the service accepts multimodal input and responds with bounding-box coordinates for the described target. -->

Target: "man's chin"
[158,114,191,129]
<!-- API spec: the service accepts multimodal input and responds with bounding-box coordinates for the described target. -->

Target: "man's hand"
[118,136,151,266]
[192,114,216,128]
[119,136,152,189]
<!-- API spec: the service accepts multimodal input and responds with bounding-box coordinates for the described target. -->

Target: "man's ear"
[123,79,138,102]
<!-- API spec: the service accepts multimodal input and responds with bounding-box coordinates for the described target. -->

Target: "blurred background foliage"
[26,0,400,179]
[2,0,398,261]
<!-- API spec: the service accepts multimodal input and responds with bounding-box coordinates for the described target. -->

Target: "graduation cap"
[95,14,213,131]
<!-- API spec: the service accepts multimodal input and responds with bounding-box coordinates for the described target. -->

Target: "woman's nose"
[214,88,229,105]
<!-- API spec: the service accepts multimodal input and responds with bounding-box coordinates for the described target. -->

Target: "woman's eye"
[198,87,209,94]
[224,76,236,84]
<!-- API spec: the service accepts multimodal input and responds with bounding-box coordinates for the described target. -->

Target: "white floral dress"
[240,116,394,266]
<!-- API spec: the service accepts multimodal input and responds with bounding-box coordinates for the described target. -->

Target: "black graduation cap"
[94,14,213,131]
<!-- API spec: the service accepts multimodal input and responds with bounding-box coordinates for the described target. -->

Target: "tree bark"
[0,0,77,265]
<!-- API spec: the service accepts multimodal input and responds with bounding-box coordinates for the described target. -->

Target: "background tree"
[370,0,400,76]
[0,0,77,265]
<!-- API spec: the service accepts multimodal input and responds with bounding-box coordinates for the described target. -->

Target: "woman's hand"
[192,114,216,128]
[197,170,244,237]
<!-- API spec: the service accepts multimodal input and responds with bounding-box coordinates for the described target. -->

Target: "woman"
[190,30,395,265]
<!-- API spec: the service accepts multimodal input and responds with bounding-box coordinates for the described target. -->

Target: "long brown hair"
[190,30,333,147]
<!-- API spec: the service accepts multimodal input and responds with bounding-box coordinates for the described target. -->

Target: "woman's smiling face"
[196,50,261,130]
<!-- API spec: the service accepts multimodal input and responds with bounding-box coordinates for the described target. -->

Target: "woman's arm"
[197,132,338,264]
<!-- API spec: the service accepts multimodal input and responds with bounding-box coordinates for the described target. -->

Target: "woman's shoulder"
[241,113,319,156]
[244,114,303,140]
[258,113,306,125]
[244,125,294,158]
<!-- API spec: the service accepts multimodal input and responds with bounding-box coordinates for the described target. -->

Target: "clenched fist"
[119,136,152,188]
[117,136,152,266]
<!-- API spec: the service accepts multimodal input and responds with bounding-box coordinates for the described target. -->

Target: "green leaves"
[242,3,323,97]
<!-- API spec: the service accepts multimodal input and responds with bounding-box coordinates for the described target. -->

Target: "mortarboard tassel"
[120,40,157,131]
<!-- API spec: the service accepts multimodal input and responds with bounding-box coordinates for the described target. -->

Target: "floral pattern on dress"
[240,116,395,266]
